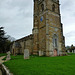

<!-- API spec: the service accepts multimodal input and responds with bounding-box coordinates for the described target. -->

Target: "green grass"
[3,54,75,75]
[0,53,7,57]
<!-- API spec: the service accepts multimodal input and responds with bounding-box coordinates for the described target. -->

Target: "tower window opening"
[41,4,44,11]
[52,4,55,12]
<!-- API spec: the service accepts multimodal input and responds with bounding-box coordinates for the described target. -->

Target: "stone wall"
[11,34,33,55]
[0,64,13,75]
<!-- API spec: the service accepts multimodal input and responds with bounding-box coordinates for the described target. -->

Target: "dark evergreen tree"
[0,27,7,53]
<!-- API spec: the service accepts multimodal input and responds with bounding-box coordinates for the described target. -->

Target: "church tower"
[33,0,39,55]
[33,0,65,56]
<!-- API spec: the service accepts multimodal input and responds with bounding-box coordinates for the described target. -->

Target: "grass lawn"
[0,53,7,57]
[3,54,75,75]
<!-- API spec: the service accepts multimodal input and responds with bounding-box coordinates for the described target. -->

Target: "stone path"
[0,70,2,75]
[0,56,5,64]
[0,56,6,75]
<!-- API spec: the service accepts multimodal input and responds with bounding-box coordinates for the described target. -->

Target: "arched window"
[52,4,55,12]
[53,34,58,47]
[41,4,44,11]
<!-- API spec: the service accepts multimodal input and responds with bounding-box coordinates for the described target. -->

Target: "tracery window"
[53,34,58,47]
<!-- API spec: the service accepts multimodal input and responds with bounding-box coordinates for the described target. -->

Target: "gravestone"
[67,50,70,53]
[6,51,11,60]
[74,50,75,53]
[39,51,41,56]
[72,50,74,53]
[57,50,59,56]
[39,51,43,56]
[24,49,29,59]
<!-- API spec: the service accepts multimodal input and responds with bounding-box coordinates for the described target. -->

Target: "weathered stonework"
[33,0,66,56]
[10,0,66,56]
[10,34,33,55]
[24,49,29,59]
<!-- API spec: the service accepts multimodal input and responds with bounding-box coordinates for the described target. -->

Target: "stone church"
[10,0,66,56]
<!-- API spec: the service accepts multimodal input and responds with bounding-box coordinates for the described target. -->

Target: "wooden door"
[54,50,57,56]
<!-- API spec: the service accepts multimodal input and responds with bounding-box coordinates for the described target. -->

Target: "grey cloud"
[0,0,75,46]
[64,30,75,46]
[65,31,75,37]
[60,0,75,46]
[0,0,33,39]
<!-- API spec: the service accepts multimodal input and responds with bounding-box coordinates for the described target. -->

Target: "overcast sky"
[0,0,75,46]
